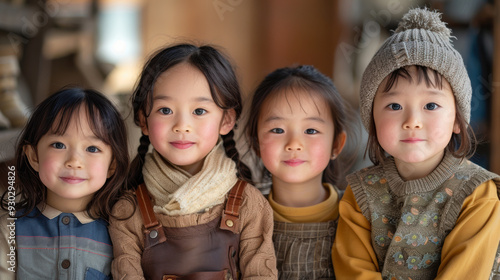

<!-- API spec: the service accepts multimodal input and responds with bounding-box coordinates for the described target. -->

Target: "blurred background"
[0,0,498,187]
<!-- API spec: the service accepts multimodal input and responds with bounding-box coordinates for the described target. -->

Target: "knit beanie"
[359,7,472,131]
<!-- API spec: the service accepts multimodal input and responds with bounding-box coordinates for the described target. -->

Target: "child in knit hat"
[332,7,500,280]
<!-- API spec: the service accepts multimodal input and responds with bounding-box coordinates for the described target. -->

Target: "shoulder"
[239,183,272,218]
[464,180,500,204]
[453,160,500,201]
[346,164,386,201]
[111,191,137,218]
[457,160,500,182]
[346,164,383,186]
[241,183,269,207]
[109,191,141,229]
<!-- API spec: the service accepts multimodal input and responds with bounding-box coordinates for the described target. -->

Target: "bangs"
[268,85,324,116]
[49,102,111,146]
[383,65,444,93]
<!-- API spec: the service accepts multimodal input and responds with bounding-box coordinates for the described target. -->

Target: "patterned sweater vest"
[347,153,500,280]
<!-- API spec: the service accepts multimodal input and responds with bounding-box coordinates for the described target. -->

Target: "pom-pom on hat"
[359,7,472,131]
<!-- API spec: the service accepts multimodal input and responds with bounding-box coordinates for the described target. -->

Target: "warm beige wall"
[142,0,264,96]
[141,0,340,97]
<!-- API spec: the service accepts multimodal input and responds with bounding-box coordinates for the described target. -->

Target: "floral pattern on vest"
[347,153,500,280]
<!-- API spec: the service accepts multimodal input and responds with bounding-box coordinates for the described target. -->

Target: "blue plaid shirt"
[16,205,112,280]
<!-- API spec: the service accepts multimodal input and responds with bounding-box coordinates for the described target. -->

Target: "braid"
[221,130,253,185]
[128,134,150,189]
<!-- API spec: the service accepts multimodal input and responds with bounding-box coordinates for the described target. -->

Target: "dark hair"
[1,87,129,221]
[245,65,356,188]
[129,43,252,188]
[366,65,476,165]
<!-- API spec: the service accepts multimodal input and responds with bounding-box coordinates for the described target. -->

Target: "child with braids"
[109,43,277,279]
[332,8,500,280]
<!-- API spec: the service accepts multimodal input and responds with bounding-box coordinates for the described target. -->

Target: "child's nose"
[172,115,191,133]
[65,152,83,169]
[403,112,422,129]
[285,135,303,151]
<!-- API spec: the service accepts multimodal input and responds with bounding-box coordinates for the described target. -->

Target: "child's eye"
[51,142,66,149]
[424,103,439,110]
[270,128,284,134]
[86,146,101,153]
[305,129,318,134]
[193,108,207,116]
[159,107,172,115]
[388,103,402,110]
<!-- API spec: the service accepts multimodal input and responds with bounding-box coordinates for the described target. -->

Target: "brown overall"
[135,181,247,280]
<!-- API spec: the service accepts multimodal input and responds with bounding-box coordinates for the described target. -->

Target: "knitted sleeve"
[108,198,146,280]
[238,184,278,279]
[435,180,500,280]
[332,186,382,280]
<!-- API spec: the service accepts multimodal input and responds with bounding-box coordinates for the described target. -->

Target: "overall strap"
[136,183,159,229]
[136,183,166,244]
[220,180,247,234]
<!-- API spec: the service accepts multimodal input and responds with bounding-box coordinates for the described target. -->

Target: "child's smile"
[372,66,460,180]
[26,108,115,212]
[140,62,235,175]
[257,89,336,186]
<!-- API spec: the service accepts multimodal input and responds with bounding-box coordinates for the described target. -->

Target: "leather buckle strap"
[220,180,246,234]
[136,184,167,246]
[136,183,159,229]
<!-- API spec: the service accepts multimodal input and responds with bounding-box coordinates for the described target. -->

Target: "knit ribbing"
[383,153,458,196]
[359,8,472,131]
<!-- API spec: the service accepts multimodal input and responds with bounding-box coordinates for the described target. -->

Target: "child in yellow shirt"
[246,65,354,279]
[332,8,500,280]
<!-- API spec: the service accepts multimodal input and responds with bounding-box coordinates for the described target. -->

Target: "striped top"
[16,204,112,280]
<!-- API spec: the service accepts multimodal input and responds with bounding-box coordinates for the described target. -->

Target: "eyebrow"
[378,89,447,98]
[263,115,325,123]
[153,94,213,103]
[46,132,104,142]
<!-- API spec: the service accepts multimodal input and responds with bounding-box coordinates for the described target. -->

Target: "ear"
[24,145,40,172]
[453,119,461,134]
[331,131,347,159]
[219,109,236,135]
[138,111,149,136]
[107,159,117,178]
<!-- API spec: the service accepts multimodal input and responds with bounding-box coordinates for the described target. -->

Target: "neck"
[394,151,445,181]
[271,177,327,207]
[46,191,92,213]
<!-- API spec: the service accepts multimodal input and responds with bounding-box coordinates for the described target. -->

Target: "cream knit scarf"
[143,142,238,215]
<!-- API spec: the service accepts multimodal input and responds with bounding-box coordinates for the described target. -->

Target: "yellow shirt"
[332,181,500,280]
[268,183,339,223]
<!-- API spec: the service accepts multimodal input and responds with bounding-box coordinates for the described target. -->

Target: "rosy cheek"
[258,142,275,161]
[311,140,331,160]
[258,137,273,148]
[149,120,167,135]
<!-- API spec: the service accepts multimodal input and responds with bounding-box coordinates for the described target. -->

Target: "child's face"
[25,108,115,212]
[140,63,235,175]
[372,66,460,179]
[257,90,344,186]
